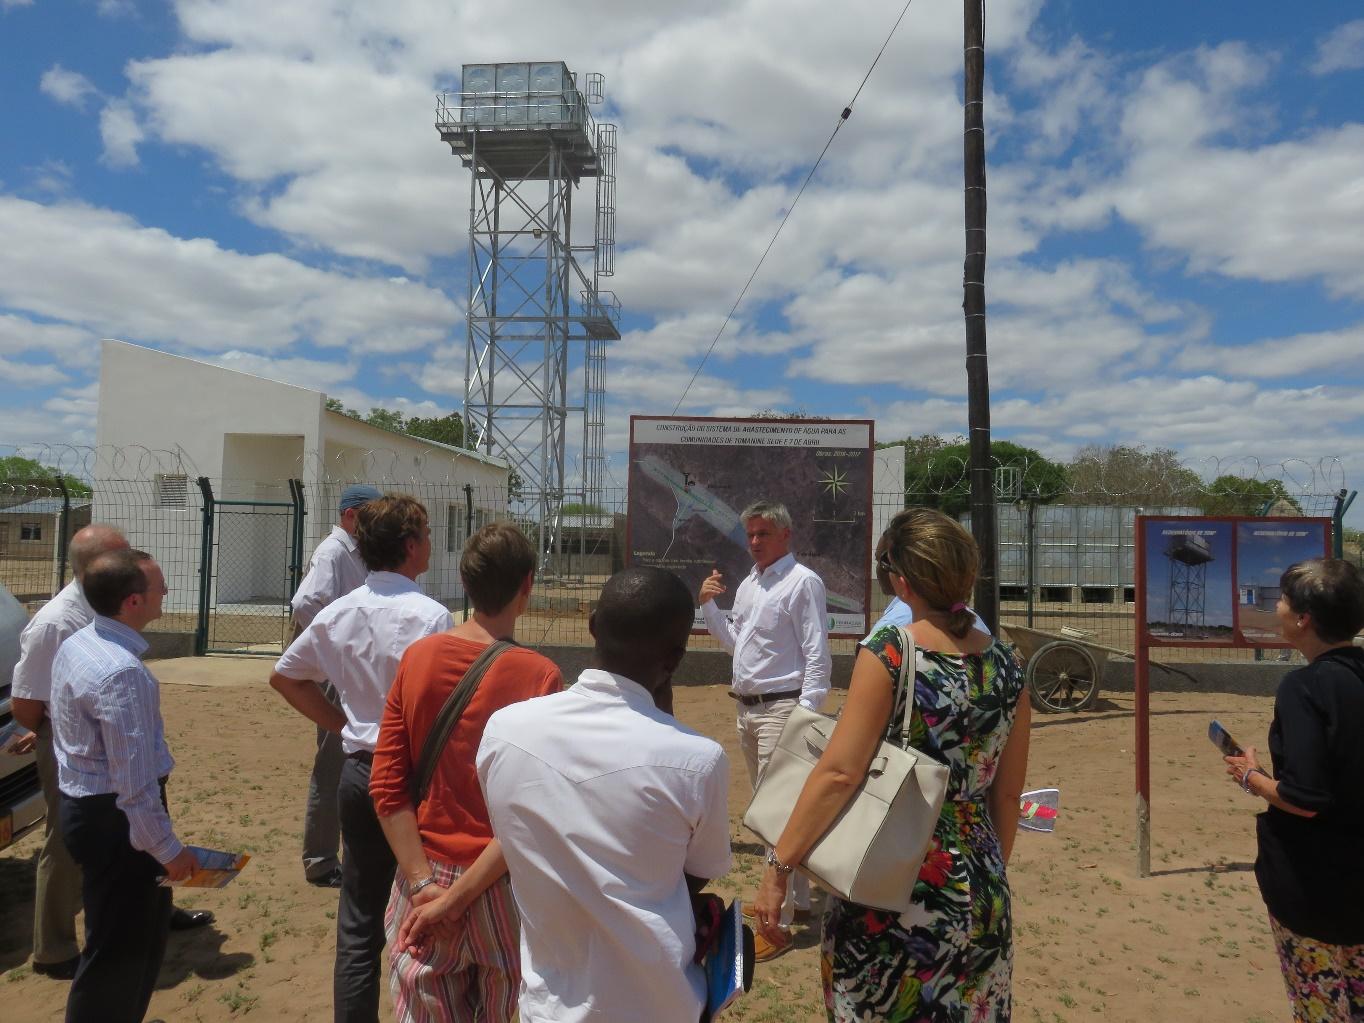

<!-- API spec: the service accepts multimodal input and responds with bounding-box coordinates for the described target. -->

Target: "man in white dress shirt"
[699,499,830,957]
[291,483,380,888]
[270,493,452,1023]
[479,566,731,1023]
[10,524,128,980]
[50,549,198,1022]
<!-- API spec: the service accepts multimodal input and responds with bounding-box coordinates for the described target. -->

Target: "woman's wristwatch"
[409,875,439,896]
[1242,767,1269,794]
[765,850,795,875]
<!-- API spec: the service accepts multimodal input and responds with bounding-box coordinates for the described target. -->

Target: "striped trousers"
[385,860,520,1023]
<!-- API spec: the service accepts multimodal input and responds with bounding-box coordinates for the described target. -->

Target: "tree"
[325,399,465,449]
[561,502,607,516]
[1065,444,1201,506]
[0,455,92,495]
[1200,476,1303,517]
[889,435,1067,516]
[405,413,464,449]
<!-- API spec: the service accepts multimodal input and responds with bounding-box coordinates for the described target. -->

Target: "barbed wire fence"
[2,444,1354,660]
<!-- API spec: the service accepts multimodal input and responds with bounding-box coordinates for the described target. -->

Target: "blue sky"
[1,1,1362,522]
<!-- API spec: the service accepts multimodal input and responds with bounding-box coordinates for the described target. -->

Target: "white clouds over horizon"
[0,1,1361,522]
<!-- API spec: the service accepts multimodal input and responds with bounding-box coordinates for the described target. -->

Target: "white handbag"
[742,626,950,914]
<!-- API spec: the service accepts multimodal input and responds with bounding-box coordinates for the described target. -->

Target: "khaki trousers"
[737,697,811,926]
[33,720,82,965]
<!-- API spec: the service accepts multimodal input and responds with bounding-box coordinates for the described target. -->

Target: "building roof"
[322,410,508,471]
[0,497,94,516]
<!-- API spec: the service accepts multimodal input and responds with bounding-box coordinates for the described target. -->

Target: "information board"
[1136,516,1332,648]
[627,416,874,636]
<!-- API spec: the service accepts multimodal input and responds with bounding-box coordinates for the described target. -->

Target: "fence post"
[1333,489,1356,559]
[288,479,306,595]
[55,476,71,590]
[462,483,473,622]
[195,477,215,656]
[1025,494,1037,628]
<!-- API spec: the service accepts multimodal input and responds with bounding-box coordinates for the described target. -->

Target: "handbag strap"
[892,625,918,748]
[410,638,516,807]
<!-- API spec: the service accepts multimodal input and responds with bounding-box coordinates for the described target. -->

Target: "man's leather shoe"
[170,907,214,930]
[308,866,343,888]
[32,955,81,980]
[753,931,792,963]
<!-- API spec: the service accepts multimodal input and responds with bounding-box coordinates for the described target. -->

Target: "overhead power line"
[671,0,917,414]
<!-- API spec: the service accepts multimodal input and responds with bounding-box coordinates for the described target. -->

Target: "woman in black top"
[1223,558,1364,1023]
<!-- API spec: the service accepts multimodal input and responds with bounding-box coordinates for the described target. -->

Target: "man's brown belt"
[728,688,802,707]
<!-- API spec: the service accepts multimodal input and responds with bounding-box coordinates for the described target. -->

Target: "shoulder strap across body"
[410,638,516,807]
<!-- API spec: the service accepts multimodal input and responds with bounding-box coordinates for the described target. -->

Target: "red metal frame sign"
[1131,514,1331,876]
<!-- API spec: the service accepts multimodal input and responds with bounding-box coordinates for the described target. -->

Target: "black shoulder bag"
[409,639,517,807]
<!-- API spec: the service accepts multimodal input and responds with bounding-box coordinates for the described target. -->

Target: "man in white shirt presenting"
[270,494,452,1023]
[699,499,830,959]
[478,566,731,1023]
[291,483,380,888]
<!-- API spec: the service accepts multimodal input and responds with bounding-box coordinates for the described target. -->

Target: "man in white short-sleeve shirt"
[270,494,451,1023]
[290,483,379,888]
[479,567,731,1023]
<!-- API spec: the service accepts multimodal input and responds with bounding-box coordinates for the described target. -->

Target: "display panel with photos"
[1137,516,1331,648]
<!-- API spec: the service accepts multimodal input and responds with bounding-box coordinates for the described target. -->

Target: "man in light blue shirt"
[50,548,197,1023]
[866,596,992,639]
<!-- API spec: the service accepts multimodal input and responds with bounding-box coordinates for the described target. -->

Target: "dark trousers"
[335,754,396,1023]
[303,682,345,881]
[60,788,172,1023]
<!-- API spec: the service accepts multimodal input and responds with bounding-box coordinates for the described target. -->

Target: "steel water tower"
[437,62,618,572]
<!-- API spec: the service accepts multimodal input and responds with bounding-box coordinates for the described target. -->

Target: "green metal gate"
[194,478,306,656]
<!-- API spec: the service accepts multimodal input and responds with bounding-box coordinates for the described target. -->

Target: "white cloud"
[0,197,460,355]
[0,0,35,10]
[99,100,145,168]
[1107,45,1364,299]
[0,357,68,386]
[1311,18,1364,75]
[40,65,99,109]
[1175,324,1364,379]
[200,350,358,392]
[0,313,98,359]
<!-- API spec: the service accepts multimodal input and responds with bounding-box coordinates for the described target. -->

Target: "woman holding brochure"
[753,508,1029,1022]
[1222,558,1364,1023]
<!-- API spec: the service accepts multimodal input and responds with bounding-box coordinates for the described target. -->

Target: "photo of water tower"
[1142,520,1234,642]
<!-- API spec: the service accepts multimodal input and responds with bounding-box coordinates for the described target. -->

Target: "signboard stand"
[1132,515,1331,877]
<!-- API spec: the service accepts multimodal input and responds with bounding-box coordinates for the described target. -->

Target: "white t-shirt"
[274,571,452,753]
[12,580,93,704]
[290,525,367,629]
[478,669,732,1023]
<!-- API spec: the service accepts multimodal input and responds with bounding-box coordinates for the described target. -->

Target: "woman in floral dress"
[754,508,1030,1022]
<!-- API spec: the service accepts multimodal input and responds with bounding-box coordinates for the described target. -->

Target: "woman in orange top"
[371,522,562,1023]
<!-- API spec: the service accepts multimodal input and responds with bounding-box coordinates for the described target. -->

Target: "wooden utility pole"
[963,0,997,630]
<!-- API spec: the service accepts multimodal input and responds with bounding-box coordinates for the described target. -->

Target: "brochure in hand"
[159,846,252,889]
[705,899,755,1020]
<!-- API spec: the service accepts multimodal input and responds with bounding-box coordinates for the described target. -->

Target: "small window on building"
[21,521,43,542]
[154,473,189,508]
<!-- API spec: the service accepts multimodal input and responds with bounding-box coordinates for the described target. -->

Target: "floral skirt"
[1269,914,1364,1023]
[820,801,1012,1023]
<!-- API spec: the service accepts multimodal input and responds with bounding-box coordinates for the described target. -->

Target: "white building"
[95,340,509,614]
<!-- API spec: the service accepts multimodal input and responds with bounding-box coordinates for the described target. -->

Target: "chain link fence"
[2,444,1353,661]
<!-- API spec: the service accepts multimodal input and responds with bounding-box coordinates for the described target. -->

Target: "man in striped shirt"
[50,548,198,1023]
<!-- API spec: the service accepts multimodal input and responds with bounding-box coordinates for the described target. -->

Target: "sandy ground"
[2,656,1291,1023]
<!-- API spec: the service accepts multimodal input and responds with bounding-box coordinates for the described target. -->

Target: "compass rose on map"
[815,464,854,523]
[819,465,849,498]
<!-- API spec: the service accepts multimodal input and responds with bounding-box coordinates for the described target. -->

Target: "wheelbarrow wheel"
[1026,641,1100,713]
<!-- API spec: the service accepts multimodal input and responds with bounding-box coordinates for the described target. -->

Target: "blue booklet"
[705,899,754,1019]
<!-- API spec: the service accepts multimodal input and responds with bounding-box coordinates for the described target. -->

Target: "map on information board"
[627,416,873,636]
